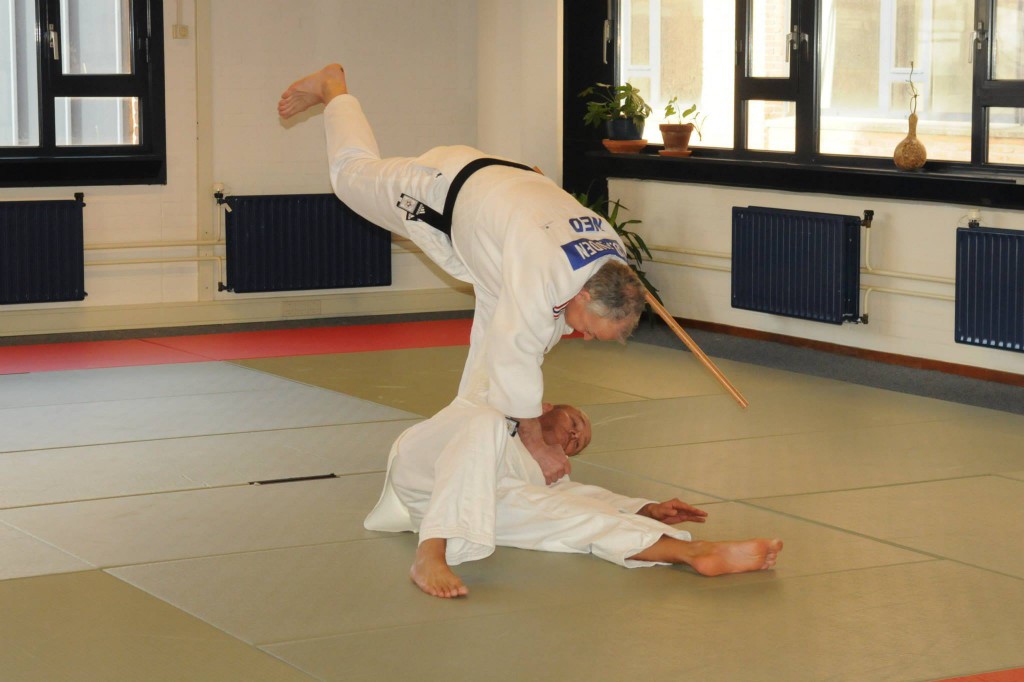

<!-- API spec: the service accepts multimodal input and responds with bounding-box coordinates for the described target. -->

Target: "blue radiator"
[0,196,86,305]
[732,206,861,324]
[955,225,1023,352]
[223,193,391,294]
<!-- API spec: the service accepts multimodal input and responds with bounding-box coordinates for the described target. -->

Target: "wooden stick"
[644,290,749,409]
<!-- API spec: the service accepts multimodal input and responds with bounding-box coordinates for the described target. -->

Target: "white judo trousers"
[322,95,630,419]
[363,398,691,568]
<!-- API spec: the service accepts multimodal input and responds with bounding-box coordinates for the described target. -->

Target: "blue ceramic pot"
[605,118,645,140]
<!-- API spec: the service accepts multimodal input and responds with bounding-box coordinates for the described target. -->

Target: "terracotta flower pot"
[659,122,694,157]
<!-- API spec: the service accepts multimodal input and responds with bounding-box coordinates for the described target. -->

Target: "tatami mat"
[568,459,719,502]
[0,319,474,375]
[262,561,1024,682]
[0,339,207,375]
[147,319,472,360]
[0,522,91,581]
[108,497,923,649]
[0,376,415,453]
[579,418,1024,499]
[0,420,412,508]
[756,475,1024,579]
[0,362,293,409]
[236,344,648,419]
[581,383,991,455]
[2,323,1022,681]
[0,571,312,681]
[1,475,385,568]
[543,338,844,398]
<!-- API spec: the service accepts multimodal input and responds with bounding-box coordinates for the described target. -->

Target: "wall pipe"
[84,240,224,250]
[651,241,956,285]
[862,230,954,284]
[861,286,954,319]
[646,250,957,316]
[84,255,225,288]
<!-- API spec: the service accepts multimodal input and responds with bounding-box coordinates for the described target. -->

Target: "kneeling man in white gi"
[365,398,783,598]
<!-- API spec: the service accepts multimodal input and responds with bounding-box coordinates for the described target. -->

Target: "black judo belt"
[396,157,535,237]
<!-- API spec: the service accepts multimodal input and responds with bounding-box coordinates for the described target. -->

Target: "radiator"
[732,206,861,324]
[0,196,86,305]
[223,193,391,294]
[955,225,1023,353]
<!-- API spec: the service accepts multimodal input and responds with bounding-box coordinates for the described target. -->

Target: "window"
[0,0,165,186]
[563,0,1024,208]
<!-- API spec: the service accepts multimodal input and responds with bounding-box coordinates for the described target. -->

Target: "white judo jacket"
[364,398,691,568]
[324,95,631,419]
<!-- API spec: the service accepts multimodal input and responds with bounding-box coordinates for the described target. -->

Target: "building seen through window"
[619,0,1024,167]
[0,0,164,186]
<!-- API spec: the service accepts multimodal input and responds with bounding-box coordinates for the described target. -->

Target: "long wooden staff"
[644,290,749,409]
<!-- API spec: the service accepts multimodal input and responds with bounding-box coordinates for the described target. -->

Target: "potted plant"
[659,97,706,157]
[579,82,652,152]
[574,192,660,304]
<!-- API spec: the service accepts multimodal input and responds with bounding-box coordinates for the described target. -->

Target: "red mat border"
[0,319,474,375]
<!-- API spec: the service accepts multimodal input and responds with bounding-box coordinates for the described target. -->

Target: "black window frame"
[564,0,1024,210]
[0,0,166,187]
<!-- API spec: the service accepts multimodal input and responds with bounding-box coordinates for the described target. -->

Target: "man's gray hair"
[582,260,646,339]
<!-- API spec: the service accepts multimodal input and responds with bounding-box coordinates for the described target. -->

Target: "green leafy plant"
[663,96,707,140]
[574,192,661,304]
[579,82,653,129]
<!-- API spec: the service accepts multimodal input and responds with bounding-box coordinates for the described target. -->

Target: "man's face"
[540,404,592,456]
[564,291,632,342]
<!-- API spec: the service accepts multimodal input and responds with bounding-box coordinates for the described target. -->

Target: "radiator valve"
[213,187,231,212]
[861,210,874,228]
[967,208,981,228]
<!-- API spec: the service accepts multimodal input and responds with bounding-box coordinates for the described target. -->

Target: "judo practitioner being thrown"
[364,396,784,598]
[278,65,646,485]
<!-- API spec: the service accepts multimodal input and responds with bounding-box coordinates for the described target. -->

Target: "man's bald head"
[537,403,592,456]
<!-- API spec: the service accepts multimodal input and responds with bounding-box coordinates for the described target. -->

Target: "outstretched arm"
[637,498,708,525]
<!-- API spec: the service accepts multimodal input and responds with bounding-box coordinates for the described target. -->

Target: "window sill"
[0,155,167,188]
[585,150,1024,210]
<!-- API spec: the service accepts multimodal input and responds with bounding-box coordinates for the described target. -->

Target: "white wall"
[0,0,199,336]
[610,178,1024,375]
[0,0,568,338]
[5,0,1013,379]
[205,0,480,304]
[0,0,489,336]
[477,0,562,181]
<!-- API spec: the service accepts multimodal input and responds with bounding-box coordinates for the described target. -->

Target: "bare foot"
[277,63,348,119]
[686,538,783,577]
[409,538,468,599]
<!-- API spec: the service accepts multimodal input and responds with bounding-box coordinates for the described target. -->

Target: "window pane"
[0,0,39,146]
[55,97,139,146]
[819,0,972,161]
[630,0,651,67]
[893,0,923,68]
[620,0,734,148]
[60,0,133,75]
[989,108,1024,165]
[993,0,1024,81]
[747,100,795,151]
[750,0,790,77]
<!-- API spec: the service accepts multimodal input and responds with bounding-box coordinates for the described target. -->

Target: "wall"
[203,0,480,314]
[477,0,562,181]
[10,0,1008,381]
[610,178,1024,375]
[0,0,200,335]
[0,0,486,337]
